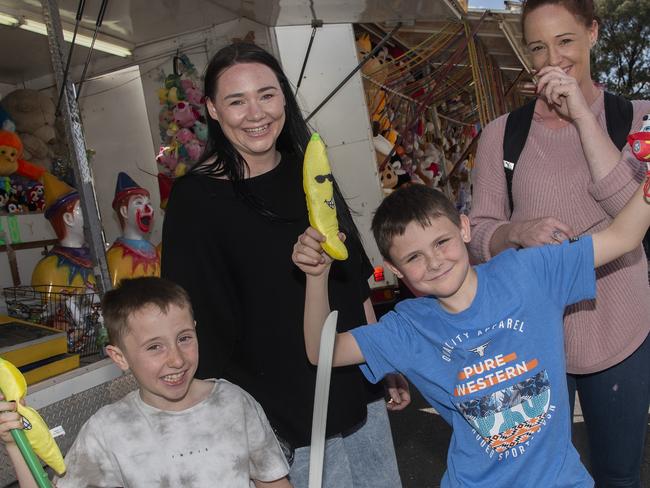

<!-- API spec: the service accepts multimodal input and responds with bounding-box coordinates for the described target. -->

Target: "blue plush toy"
[0,105,16,132]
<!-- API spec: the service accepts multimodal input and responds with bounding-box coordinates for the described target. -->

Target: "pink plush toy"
[173,102,197,128]
[174,128,194,144]
[185,139,203,161]
[178,79,203,105]
[156,145,179,171]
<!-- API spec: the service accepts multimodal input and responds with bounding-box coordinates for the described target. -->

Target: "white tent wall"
[78,65,160,245]
[273,23,396,286]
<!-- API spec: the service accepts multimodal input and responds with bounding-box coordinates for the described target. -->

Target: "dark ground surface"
[388,388,650,488]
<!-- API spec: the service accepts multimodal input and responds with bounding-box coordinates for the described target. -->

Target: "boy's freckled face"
[119,303,199,411]
[386,215,474,304]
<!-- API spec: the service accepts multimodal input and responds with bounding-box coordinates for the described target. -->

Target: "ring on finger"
[551,230,562,241]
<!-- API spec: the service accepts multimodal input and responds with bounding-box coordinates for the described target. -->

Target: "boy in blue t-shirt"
[292,182,650,487]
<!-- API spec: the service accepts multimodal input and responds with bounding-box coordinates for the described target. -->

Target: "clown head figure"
[43,172,84,248]
[112,172,154,240]
[0,130,21,176]
[107,172,160,286]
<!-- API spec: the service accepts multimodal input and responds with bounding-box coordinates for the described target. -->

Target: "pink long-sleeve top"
[469,90,650,374]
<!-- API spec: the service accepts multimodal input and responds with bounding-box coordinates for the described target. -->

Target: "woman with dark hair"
[162,43,406,488]
[469,1,650,486]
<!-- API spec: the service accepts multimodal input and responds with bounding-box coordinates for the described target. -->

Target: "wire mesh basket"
[3,286,106,357]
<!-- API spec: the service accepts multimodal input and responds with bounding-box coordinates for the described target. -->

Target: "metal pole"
[305,22,402,123]
[41,0,112,295]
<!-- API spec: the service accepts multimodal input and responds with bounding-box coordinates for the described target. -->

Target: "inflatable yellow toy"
[0,358,65,486]
[303,133,348,260]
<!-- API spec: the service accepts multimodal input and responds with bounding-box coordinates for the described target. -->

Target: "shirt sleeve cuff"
[589,155,643,214]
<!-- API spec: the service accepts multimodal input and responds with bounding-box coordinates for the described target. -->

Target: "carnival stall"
[0,0,528,485]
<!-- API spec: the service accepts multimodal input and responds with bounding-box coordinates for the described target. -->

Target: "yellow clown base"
[106,238,160,287]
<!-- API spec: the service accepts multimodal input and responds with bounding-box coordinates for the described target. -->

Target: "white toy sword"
[308,310,338,488]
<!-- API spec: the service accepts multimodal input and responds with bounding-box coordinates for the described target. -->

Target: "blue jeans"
[567,333,650,488]
[288,398,402,488]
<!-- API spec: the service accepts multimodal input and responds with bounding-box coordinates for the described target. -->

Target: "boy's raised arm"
[593,181,650,267]
[293,227,365,367]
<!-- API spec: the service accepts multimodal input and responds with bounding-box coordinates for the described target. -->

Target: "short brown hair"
[48,198,79,241]
[101,277,193,346]
[371,184,461,261]
[522,0,597,40]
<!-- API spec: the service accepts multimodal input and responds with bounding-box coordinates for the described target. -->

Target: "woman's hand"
[292,227,342,277]
[534,66,593,123]
[510,217,574,248]
[0,394,22,444]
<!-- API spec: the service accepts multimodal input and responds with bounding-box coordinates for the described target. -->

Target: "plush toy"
[0,105,15,132]
[303,133,348,260]
[380,163,398,192]
[1,89,61,168]
[194,121,208,142]
[174,128,194,144]
[173,101,200,128]
[155,55,205,208]
[0,130,46,180]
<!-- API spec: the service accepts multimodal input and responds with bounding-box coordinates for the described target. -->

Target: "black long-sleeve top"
[161,153,376,447]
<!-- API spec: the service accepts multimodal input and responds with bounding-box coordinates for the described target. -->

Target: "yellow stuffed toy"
[0,358,66,476]
[303,133,348,260]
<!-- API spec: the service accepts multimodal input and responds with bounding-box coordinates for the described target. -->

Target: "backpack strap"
[604,91,633,151]
[502,92,633,216]
[503,98,536,215]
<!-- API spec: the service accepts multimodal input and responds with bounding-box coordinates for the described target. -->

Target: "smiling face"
[386,214,476,311]
[107,303,199,411]
[524,4,597,90]
[206,62,286,169]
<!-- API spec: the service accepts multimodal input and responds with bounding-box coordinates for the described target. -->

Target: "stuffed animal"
[1,89,59,168]
[0,105,15,132]
[0,130,46,180]
[173,102,199,128]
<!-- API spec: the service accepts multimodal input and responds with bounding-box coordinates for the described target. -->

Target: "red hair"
[0,131,23,156]
[49,198,79,240]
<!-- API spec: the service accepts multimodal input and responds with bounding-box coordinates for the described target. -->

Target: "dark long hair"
[192,42,361,244]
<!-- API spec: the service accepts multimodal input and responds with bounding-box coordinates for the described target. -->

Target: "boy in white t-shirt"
[0,277,291,488]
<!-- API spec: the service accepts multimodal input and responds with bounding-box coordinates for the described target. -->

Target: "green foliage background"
[592,0,650,98]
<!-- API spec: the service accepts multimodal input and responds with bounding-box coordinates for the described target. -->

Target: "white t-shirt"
[56,379,289,488]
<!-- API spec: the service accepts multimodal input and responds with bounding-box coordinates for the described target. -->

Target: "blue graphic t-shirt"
[351,237,596,487]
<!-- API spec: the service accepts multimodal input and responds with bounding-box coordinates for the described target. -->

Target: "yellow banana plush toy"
[303,133,348,261]
[0,358,66,477]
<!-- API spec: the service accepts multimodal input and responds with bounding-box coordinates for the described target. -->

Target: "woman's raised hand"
[534,66,593,123]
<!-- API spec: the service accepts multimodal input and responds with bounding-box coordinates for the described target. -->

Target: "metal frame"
[40,0,112,295]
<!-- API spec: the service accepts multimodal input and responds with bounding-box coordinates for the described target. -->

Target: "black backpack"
[502,92,633,214]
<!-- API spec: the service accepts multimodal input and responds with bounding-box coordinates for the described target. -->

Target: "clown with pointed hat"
[106,172,160,286]
[31,173,97,293]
